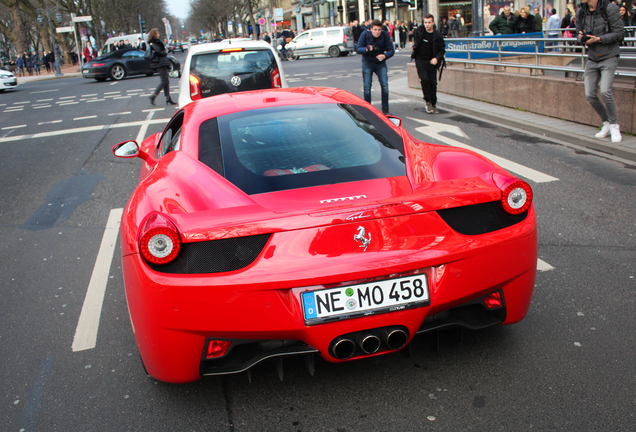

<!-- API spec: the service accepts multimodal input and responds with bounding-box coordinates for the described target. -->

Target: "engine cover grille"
[436,201,528,235]
[147,234,271,274]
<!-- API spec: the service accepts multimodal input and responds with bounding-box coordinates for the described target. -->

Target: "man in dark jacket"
[411,14,445,114]
[534,7,543,32]
[577,0,624,142]
[489,5,517,34]
[356,19,395,115]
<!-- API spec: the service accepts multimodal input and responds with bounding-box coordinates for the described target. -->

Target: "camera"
[366,44,381,53]
[580,31,592,43]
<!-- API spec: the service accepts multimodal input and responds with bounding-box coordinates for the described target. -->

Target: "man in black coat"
[411,14,446,114]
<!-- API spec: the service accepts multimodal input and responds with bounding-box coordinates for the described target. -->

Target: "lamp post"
[37,6,63,77]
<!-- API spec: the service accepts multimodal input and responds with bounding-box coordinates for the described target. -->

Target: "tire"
[328,46,340,58]
[109,64,125,81]
[146,73,154,76]
[286,50,298,61]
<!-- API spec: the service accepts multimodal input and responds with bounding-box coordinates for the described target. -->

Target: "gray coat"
[576,0,623,62]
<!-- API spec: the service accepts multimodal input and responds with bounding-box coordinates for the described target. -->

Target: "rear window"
[326,30,340,38]
[198,104,405,195]
[191,49,275,79]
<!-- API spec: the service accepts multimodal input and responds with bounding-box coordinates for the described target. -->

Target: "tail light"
[206,340,232,358]
[271,67,281,88]
[91,63,105,67]
[343,33,347,44]
[189,74,201,100]
[139,213,181,265]
[501,180,532,215]
[483,291,503,309]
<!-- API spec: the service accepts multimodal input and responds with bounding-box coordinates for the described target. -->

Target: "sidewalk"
[13,63,82,83]
[390,76,636,165]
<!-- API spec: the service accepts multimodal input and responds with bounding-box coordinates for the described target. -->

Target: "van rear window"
[191,50,275,79]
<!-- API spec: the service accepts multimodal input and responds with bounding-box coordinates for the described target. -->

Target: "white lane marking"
[312,77,329,80]
[127,89,144,92]
[86,99,106,102]
[409,117,559,184]
[104,91,121,94]
[142,108,164,112]
[371,99,412,105]
[13,101,29,104]
[74,116,97,120]
[38,120,62,125]
[2,125,27,130]
[114,96,131,99]
[59,96,76,99]
[81,94,98,97]
[108,111,131,116]
[29,89,58,94]
[294,73,309,76]
[109,82,119,86]
[0,118,170,143]
[72,208,123,352]
[136,110,156,142]
[60,102,79,106]
[33,105,51,109]
[537,259,555,272]
[36,99,54,102]
[4,108,24,112]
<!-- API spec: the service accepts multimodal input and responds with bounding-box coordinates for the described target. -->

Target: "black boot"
[166,97,177,105]
[149,94,156,106]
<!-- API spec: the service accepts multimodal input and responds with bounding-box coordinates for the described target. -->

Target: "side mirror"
[386,115,402,128]
[169,70,181,78]
[113,140,140,158]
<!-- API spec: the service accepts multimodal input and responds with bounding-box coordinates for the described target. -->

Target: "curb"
[391,88,636,165]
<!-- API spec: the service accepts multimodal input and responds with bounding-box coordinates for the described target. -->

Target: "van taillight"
[189,74,201,100]
[343,33,347,43]
[271,67,281,88]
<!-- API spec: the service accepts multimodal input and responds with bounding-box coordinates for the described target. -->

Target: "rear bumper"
[122,207,537,383]
[81,69,108,79]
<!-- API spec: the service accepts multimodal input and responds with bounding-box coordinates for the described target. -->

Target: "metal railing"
[444,33,636,79]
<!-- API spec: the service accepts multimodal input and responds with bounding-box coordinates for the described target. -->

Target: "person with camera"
[576,0,624,142]
[412,14,446,114]
[356,19,395,115]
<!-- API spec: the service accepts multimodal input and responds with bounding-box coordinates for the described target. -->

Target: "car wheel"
[110,64,125,81]
[286,50,298,61]
[328,46,340,58]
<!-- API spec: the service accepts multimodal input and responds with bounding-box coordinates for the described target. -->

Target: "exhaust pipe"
[360,335,381,354]
[386,329,408,350]
[332,338,356,359]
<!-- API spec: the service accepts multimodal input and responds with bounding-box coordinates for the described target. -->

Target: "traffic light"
[141,20,147,33]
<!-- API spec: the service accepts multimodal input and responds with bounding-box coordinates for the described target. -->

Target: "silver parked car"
[285,26,354,59]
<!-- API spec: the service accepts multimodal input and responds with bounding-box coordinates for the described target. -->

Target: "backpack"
[144,43,155,61]
[577,0,610,31]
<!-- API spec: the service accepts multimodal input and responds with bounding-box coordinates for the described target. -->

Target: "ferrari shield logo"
[354,226,371,251]
[230,76,241,86]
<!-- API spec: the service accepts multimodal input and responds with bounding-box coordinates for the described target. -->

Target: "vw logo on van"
[230,76,241,87]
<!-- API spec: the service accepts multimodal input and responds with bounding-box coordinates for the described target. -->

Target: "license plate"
[82,70,89,74]
[302,274,429,325]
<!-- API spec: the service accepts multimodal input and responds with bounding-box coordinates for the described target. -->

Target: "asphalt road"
[1,50,635,431]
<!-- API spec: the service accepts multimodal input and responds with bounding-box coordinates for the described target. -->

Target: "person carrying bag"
[147,28,176,106]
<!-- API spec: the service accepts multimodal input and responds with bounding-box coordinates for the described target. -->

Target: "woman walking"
[147,28,176,106]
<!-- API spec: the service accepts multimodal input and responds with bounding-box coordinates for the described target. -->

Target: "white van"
[286,26,354,59]
[101,34,147,55]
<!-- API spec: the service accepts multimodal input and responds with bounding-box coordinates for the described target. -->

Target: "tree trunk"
[8,0,29,54]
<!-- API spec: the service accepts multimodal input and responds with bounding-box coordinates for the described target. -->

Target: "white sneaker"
[595,121,610,138]
[610,123,622,143]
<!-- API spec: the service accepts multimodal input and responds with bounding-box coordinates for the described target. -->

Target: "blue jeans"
[362,61,389,111]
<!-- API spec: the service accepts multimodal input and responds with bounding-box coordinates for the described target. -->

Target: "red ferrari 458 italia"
[113,87,537,383]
